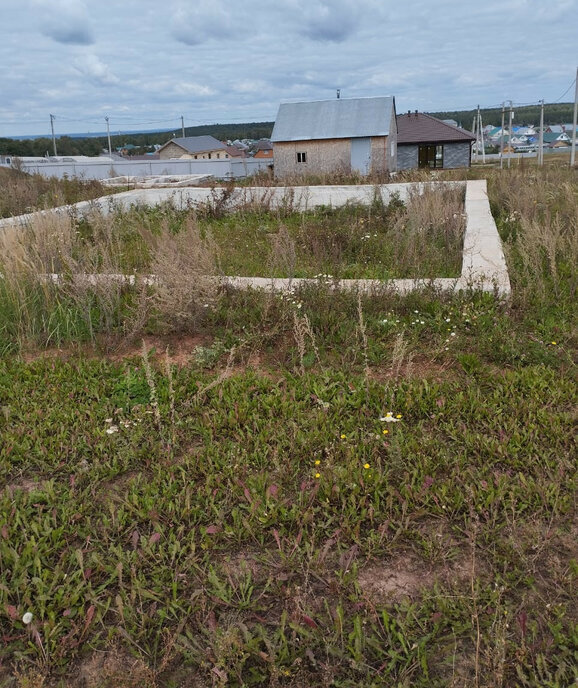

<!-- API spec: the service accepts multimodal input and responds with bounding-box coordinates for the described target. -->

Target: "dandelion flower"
[340,434,346,439]
[382,429,389,435]
[396,414,402,419]
[22,612,33,625]
[314,459,321,466]
[551,341,557,346]
[314,472,321,479]
[363,463,370,469]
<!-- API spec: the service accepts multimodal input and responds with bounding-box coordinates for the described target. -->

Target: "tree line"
[1,104,575,158]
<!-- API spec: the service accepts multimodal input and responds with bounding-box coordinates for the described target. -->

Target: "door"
[351,138,371,175]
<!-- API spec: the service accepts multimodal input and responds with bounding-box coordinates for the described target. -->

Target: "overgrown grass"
[0,167,108,219]
[0,165,576,687]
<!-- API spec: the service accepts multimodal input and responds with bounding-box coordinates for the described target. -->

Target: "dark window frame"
[418,144,444,169]
[296,151,307,163]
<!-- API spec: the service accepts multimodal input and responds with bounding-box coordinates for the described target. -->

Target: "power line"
[554,77,577,103]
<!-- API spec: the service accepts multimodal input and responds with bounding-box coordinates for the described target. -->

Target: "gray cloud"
[171,0,234,46]
[32,0,94,45]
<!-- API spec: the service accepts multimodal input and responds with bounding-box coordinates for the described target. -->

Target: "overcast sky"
[1,0,577,138]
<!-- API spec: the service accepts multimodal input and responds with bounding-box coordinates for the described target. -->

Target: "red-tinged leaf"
[518,611,528,638]
[207,610,218,632]
[1,524,8,540]
[243,487,252,503]
[272,529,281,551]
[63,609,71,617]
[206,525,221,535]
[301,614,317,629]
[83,568,92,580]
[83,605,95,634]
[436,397,445,408]
[131,530,139,550]
[267,484,278,498]
[431,611,443,623]
[300,480,307,492]
[212,667,227,681]
[149,532,161,546]
[5,605,18,620]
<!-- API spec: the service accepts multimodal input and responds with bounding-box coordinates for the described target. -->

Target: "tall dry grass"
[0,167,106,218]
[487,167,577,305]
[0,209,219,352]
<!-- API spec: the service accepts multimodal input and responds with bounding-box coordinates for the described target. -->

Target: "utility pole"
[479,109,486,164]
[500,103,505,169]
[571,66,578,167]
[472,107,478,162]
[181,115,185,138]
[538,100,544,166]
[508,100,514,168]
[105,116,112,156]
[50,114,57,156]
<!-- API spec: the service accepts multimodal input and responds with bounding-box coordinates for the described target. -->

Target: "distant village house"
[157,135,231,160]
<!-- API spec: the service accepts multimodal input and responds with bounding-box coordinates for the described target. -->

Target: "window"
[418,144,444,169]
[296,152,307,163]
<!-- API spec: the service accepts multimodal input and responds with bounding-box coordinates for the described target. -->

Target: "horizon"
[1,0,577,138]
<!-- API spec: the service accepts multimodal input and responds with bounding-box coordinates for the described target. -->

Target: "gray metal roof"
[159,135,227,154]
[271,96,395,142]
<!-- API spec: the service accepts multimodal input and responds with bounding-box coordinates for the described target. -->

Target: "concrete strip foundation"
[1,180,510,297]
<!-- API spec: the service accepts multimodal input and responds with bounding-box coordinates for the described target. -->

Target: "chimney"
[337,89,341,99]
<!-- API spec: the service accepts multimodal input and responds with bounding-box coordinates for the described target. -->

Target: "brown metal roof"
[397,113,475,144]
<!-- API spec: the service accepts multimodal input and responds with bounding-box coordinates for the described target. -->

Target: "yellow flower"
[314,459,321,466]
[314,472,321,479]
[340,434,346,439]
[396,414,402,419]
[382,429,389,435]
[551,341,557,346]
[363,463,370,469]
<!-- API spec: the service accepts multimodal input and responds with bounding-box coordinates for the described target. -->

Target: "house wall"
[158,142,188,159]
[444,142,471,168]
[273,139,351,178]
[397,141,472,170]
[274,135,394,178]
[397,144,418,170]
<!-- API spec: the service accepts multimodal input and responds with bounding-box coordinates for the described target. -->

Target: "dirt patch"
[358,557,431,604]
[19,334,213,366]
[4,477,47,496]
[69,648,156,688]
[358,549,474,605]
[94,471,141,505]
[369,356,459,383]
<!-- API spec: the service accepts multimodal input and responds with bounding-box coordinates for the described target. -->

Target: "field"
[0,166,576,687]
